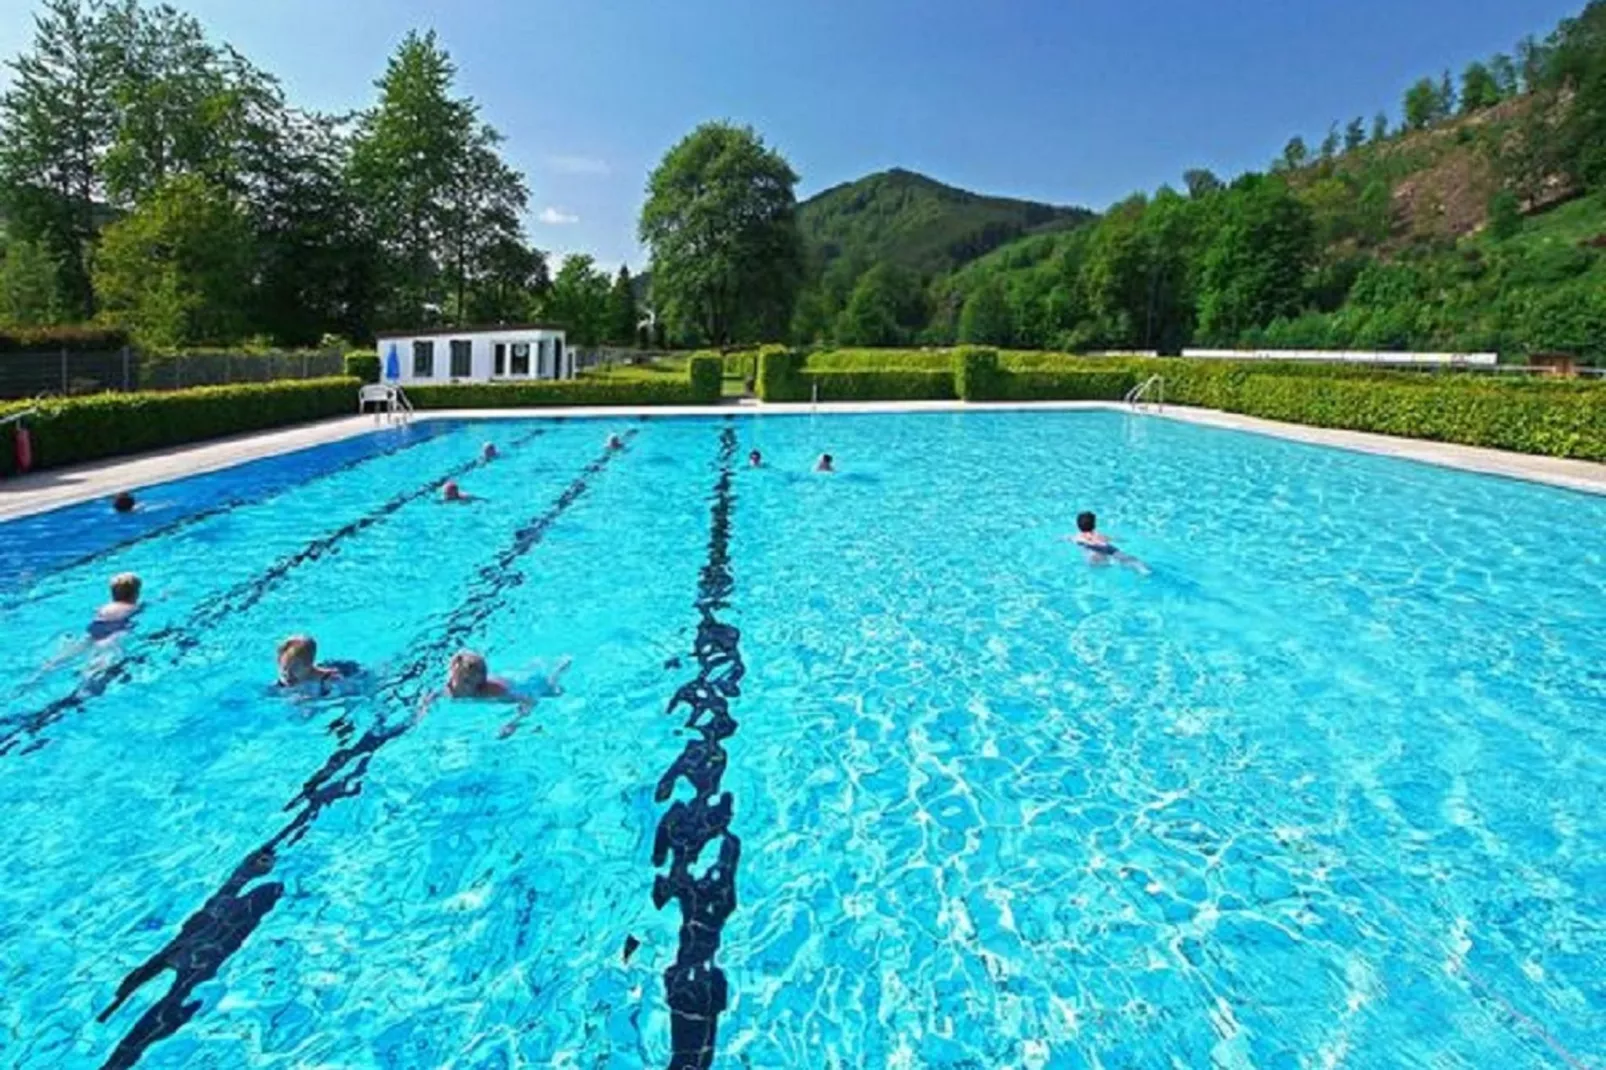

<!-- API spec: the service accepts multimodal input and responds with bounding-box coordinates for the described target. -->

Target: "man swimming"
[481,442,499,461]
[815,453,835,473]
[88,573,143,641]
[112,492,137,514]
[606,433,626,451]
[1068,511,1149,574]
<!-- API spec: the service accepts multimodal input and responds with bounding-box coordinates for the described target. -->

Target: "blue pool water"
[1,411,1603,1068]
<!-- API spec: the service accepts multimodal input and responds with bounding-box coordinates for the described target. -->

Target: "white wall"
[1181,348,1498,367]
[378,330,572,385]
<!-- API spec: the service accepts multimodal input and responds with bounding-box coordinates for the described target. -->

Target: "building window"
[554,337,565,378]
[450,339,472,378]
[494,343,506,376]
[412,340,434,378]
[511,342,530,376]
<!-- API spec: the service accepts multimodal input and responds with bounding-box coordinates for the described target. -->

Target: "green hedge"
[988,369,1138,401]
[721,349,758,380]
[954,347,1000,400]
[345,351,381,383]
[0,326,129,353]
[407,355,723,409]
[807,370,956,401]
[0,377,359,477]
[757,345,805,401]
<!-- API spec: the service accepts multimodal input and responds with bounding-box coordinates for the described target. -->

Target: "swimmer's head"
[443,481,462,501]
[110,572,141,604]
[112,492,136,513]
[481,442,498,461]
[817,453,834,471]
[277,635,318,684]
[606,433,624,449]
[748,450,762,466]
[447,650,489,696]
[1077,511,1097,533]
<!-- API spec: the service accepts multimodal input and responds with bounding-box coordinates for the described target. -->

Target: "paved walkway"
[3,401,1603,521]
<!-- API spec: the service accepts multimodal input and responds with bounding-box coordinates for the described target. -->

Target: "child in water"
[442,480,476,503]
[420,650,571,737]
[276,634,360,694]
[1068,511,1149,574]
[815,453,835,473]
[88,573,142,641]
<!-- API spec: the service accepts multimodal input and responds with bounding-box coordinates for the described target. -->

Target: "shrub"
[687,354,722,402]
[756,345,806,401]
[807,348,956,371]
[407,378,701,409]
[954,346,1000,400]
[0,377,359,477]
[721,349,757,380]
[345,351,381,383]
[990,369,1138,401]
[0,326,130,353]
[807,370,956,401]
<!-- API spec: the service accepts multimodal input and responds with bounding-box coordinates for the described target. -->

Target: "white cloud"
[538,207,580,225]
[546,154,609,176]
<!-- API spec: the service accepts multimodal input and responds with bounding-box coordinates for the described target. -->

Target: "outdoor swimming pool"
[1,410,1602,1069]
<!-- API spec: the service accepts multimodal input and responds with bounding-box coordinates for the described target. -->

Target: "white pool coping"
[2,400,1603,521]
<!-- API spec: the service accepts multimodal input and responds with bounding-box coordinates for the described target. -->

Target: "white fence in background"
[1181,348,1499,367]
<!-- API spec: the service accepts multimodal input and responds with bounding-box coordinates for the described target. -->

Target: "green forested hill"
[798,169,1089,278]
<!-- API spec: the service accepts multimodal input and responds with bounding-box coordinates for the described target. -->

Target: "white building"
[376,324,572,386]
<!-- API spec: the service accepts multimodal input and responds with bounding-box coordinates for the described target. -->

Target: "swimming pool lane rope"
[649,422,744,1070]
[89,431,637,1070]
[0,427,549,756]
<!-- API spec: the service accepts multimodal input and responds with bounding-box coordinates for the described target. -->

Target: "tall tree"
[1344,117,1367,152]
[0,237,63,326]
[957,280,1011,345]
[1437,70,1458,117]
[1319,123,1340,160]
[349,31,527,328]
[93,173,253,348]
[1489,53,1520,98]
[1460,62,1502,113]
[640,122,802,345]
[542,254,610,346]
[606,265,638,345]
[1404,78,1442,130]
[835,263,925,346]
[1371,112,1390,142]
[1197,176,1315,343]
[1277,136,1309,171]
[1183,168,1222,198]
[0,0,120,318]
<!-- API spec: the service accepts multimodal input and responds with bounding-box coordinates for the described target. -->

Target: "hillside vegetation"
[799,2,1606,363]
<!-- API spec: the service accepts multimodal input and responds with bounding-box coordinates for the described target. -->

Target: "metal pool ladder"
[358,384,414,424]
[1125,375,1164,412]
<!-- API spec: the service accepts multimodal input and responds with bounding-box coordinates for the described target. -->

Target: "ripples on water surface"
[0,411,1602,1068]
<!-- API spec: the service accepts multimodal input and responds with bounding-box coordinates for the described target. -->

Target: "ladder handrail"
[1125,374,1164,411]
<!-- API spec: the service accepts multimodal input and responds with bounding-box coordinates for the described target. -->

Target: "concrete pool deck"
[2,400,1604,521]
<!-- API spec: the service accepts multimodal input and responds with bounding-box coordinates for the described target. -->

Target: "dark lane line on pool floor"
[649,423,745,1070]
[91,431,639,1070]
[2,420,453,595]
[0,427,550,756]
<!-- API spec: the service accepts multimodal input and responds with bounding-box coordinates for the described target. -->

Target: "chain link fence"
[0,348,346,400]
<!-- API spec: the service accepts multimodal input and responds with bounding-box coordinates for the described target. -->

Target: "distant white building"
[376,324,572,386]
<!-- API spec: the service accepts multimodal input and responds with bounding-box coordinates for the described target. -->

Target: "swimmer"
[442,480,475,503]
[1067,511,1148,574]
[481,442,499,461]
[815,453,835,473]
[606,433,625,451]
[748,449,763,468]
[88,572,142,642]
[112,492,136,514]
[275,634,356,692]
[418,650,570,738]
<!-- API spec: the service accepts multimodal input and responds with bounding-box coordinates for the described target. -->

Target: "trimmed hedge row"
[756,346,956,401]
[0,326,130,353]
[0,377,360,477]
[406,355,724,409]
[344,351,381,383]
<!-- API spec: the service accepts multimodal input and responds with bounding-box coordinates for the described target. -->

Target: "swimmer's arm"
[497,693,536,739]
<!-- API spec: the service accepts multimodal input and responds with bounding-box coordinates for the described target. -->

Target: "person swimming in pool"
[748,449,763,468]
[815,453,835,473]
[1069,511,1148,574]
[275,634,360,694]
[442,480,476,504]
[88,573,143,642]
[418,650,570,737]
[606,432,625,451]
[481,442,499,461]
[112,492,137,514]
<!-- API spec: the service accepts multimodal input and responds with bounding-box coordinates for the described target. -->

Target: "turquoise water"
[1,411,1602,1068]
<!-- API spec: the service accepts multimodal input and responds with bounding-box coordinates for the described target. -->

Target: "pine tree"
[607,265,638,345]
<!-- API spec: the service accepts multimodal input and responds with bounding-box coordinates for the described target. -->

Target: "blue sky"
[0,0,1584,270]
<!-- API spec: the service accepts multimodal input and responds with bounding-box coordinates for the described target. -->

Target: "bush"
[721,349,757,380]
[0,377,359,477]
[807,370,956,401]
[990,369,1138,401]
[954,346,1000,400]
[757,345,806,401]
[407,378,701,409]
[687,354,722,402]
[0,326,129,353]
[345,351,381,383]
[808,348,956,371]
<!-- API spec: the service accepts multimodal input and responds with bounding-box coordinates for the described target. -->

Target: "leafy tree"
[640,121,802,345]
[1490,53,1520,98]
[835,262,926,346]
[1183,168,1221,198]
[1437,70,1457,117]
[349,31,527,328]
[0,0,120,319]
[1319,124,1340,160]
[93,174,253,347]
[1460,62,1502,113]
[1079,195,1150,344]
[1196,176,1315,343]
[1277,136,1309,171]
[1515,34,1552,91]
[1371,112,1390,142]
[541,254,610,346]
[790,286,835,345]
[462,234,546,324]
[607,265,638,345]
[1344,117,1367,152]
[957,279,1011,345]
[1546,1,1606,190]
[1486,189,1523,239]
[0,237,63,326]
[1404,78,1442,130]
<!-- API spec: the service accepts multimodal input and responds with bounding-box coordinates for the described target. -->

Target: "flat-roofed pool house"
[376,324,572,386]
